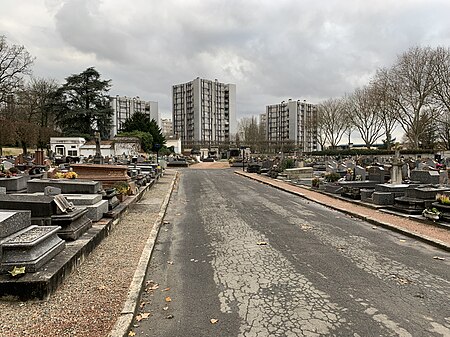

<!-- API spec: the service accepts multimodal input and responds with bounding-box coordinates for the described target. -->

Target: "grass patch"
[1,147,37,156]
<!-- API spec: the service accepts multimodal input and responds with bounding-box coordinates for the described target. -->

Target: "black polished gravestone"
[0,194,92,240]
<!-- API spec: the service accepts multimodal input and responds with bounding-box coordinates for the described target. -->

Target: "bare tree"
[317,98,348,149]
[346,87,384,148]
[0,36,34,104]
[237,116,265,152]
[0,117,16,156]
[371,69,399,150]
[432,46,450,113]
[386,47,437,149]
[19,77,58,127]
[314,109,328,150]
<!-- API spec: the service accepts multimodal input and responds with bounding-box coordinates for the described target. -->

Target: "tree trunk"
[386,132,391,151]
[21,142,27,156]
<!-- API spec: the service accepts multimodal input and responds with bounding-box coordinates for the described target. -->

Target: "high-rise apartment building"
[109,96,160,138]
[172,77,236,148]
[161,118,173,136]
[266,99,318,152]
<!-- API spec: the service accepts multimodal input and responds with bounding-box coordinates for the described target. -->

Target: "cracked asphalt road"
[132,169,450,337]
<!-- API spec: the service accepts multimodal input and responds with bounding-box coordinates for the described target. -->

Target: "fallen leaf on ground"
[167,261,174,265]
[166,314,174,319]
[146,281,159,291]
[162,287,170,292]
[141,312,151,319]
[163,221,170,224]
[128,331,136,336]
[210,319,219,324]
[399,239,406,242]
[163,306,169,311]
[433,256,445,260]
[139,301,147,308]
[8,266,25,277]
[256,241,268,245]
[165,296,172,302]
[135,315,143,322]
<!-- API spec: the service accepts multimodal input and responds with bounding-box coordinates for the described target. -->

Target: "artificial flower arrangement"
[436,193,450,205]
[54,171,78,179]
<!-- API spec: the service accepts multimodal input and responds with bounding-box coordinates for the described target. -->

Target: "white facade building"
[161,118,173,136]
[172,77,236,148]
[266,99,318,152]
[109,96,160,138]
[50,137,86,158]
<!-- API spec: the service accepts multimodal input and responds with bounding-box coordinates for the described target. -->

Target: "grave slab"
[27,179,102,194]
[0,210,31,239]
[0,225,65,273]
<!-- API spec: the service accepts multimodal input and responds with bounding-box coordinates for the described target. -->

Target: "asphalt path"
[132,168,450,337]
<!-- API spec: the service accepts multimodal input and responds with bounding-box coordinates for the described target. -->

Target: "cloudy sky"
[2,0,450,129]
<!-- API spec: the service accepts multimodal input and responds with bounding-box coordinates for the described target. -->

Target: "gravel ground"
[238,171,450,246]
[0,170,177,337]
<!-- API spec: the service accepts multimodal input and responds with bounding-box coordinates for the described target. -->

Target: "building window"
[55,146,65,156]
[68,150,78,156]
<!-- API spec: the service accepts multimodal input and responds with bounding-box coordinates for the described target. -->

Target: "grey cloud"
[4,0,450,120]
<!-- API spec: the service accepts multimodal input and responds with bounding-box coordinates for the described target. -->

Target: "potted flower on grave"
[436,193,450,205]
[312,177,321,188]
[422,207,441,221]
[113,182,130,202]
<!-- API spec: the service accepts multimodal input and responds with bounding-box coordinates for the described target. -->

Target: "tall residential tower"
[109,96,160,138]
[172,77,236,149]
[266,99,318,152]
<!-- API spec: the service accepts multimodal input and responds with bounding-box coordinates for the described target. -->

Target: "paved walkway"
[235,171,450,251]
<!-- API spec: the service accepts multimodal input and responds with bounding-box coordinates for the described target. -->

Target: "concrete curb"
[235,171,450,252]
[108,171,179,337]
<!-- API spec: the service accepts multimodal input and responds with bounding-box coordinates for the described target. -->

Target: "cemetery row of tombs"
[257,154,450,223]
[0,159,163,301]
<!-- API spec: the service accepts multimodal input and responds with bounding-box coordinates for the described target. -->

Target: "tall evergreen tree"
[54,67,113,139]
[120,111,152,133]
[149,119,166,152]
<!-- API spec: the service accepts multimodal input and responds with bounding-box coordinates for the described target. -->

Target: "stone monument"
[93,132,104,165]
[391,145,403,185]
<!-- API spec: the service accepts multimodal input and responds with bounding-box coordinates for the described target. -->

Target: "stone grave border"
[0,174,159,301]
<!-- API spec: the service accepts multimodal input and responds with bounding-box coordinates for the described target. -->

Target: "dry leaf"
[433,256,445,260]
[135,315,143,322]
[163,306,169,311]
[141,312,151,319]
[163,220,170,224]
[8,266,25,277]
[162,287,170,292]
[167,261,174,265]
[256,241,267,245]
[166,314,174,319]
[399,239,406,242]
[128,331,136,336]
[139,301,147,309]
[210,319,219,324]
[165,296,172,302]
